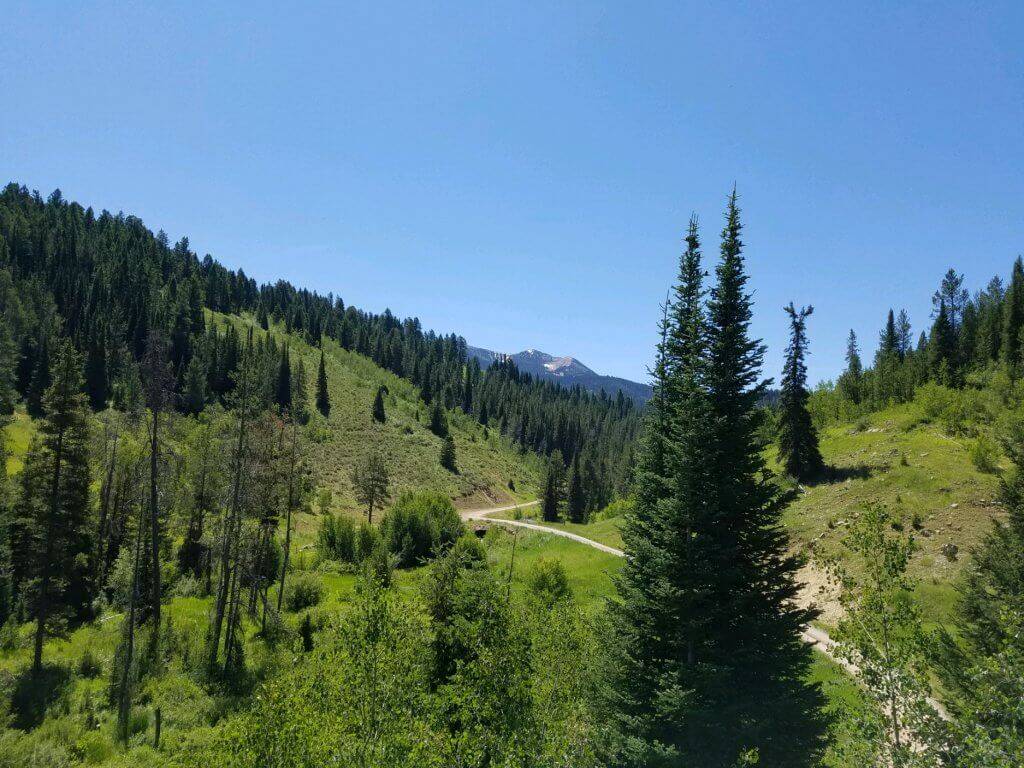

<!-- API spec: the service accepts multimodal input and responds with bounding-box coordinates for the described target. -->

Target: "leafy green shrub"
[970,434,1000,474]
[916,382,955,422]
[317,513,356,563]
[527,558,571,608]
[285,574,323,612]
[77,647,102,679]
[354,521,381,562]
[380,491,465,568]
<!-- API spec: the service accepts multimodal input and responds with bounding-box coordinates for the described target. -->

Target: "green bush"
[527,558,571,608]
[285,574,323,612]
[317,513,356,563]
[380,491,465,568]
[916,382,955,422]
[970,434,1000,474]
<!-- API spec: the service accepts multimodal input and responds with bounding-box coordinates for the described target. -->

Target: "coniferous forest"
[1,180,1023,768]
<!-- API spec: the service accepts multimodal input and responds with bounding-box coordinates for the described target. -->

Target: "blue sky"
[2,2,1021,385]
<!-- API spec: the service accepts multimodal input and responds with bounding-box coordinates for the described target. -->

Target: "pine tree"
[26,335,50,418]
[84,335,109,411]
[372,385,387,423]
[929,300,958,385]
[608,213,714,765]
[777,303,824,481]
[291,358,310,425]
[878,309,899,361]
[566,453,586,523]
[839,329,863,405]
[350,451,390,524]
[429,401,449,438]
[0,320,17,416]
[1002,257,1024,374]
[700,191,819,762]
[541,453,564,522]
[274,347,292,412]
[896,309,913,361]
[15,340,93,673]
[181,354,208,415]
[315,350,330,417]
[440,434,457,473]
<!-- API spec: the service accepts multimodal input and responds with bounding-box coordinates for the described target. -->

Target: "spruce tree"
[372,385,387,423]
[1002,257,1024,374]
[440,434,457,473]
[566,454,586,523]
[541,453,564,522]
[701,191,820,762]
[84,335,109,411]
[315,349,330,418]
[777,303,824,481]
[608,214,714,765]
[429,400,449,438]
[839,329,863,404]
[291,358,310,425]
[0,320,17,416]
[878,309,899,360]
[26,335,50,418]
[14,340,93,673]
[929,300,958,385]
[275,347,292,412]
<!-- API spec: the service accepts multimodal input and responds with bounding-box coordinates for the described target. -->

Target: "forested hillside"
[0,183,639,513]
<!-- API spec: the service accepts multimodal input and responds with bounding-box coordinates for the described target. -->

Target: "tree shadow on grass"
[817,464,875,484]
[9,663,72,730]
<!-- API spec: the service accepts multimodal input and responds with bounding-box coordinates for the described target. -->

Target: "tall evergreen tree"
[878,309,899,361]
[14,340,93,673]
[839,329,863,405]
[895,309,913,361]
[84,334,109,411]
[315,349,330,417]
[541,452,565,523]
[429,400,449,438]
[0,320,17,416]
[26,335,50,418]
[700,191,820,763]
[608,214,716,765]
[372,385,387,424]
[274,346,292,412]
[291,357,310,425]
[929,300,958,385]
[777,303,824,481]
[440,434,457,473]
[566,453,586,524]
[1002,257,1024,374]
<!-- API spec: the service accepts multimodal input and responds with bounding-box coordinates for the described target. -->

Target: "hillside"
[216,312,542,518]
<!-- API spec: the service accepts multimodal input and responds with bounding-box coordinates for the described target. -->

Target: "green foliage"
[526,557,571,608]
[379,491,464,568]
[831,505,948,766]
[284,573,323,612]
[439,434,457,473]
[778,303,825,481]
[970,433,1001,473]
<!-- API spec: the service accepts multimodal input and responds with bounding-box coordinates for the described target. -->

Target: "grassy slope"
[773,401,1001,625]
[506,399,1001,626]
[214,312,542,529]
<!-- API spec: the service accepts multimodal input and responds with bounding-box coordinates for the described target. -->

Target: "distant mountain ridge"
[468,345,652,403]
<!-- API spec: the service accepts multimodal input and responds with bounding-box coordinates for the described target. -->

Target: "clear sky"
[2,2,1022,385]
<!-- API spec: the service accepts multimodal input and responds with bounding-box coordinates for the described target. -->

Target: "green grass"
[483,526,622,612]
[490,507,625,549]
